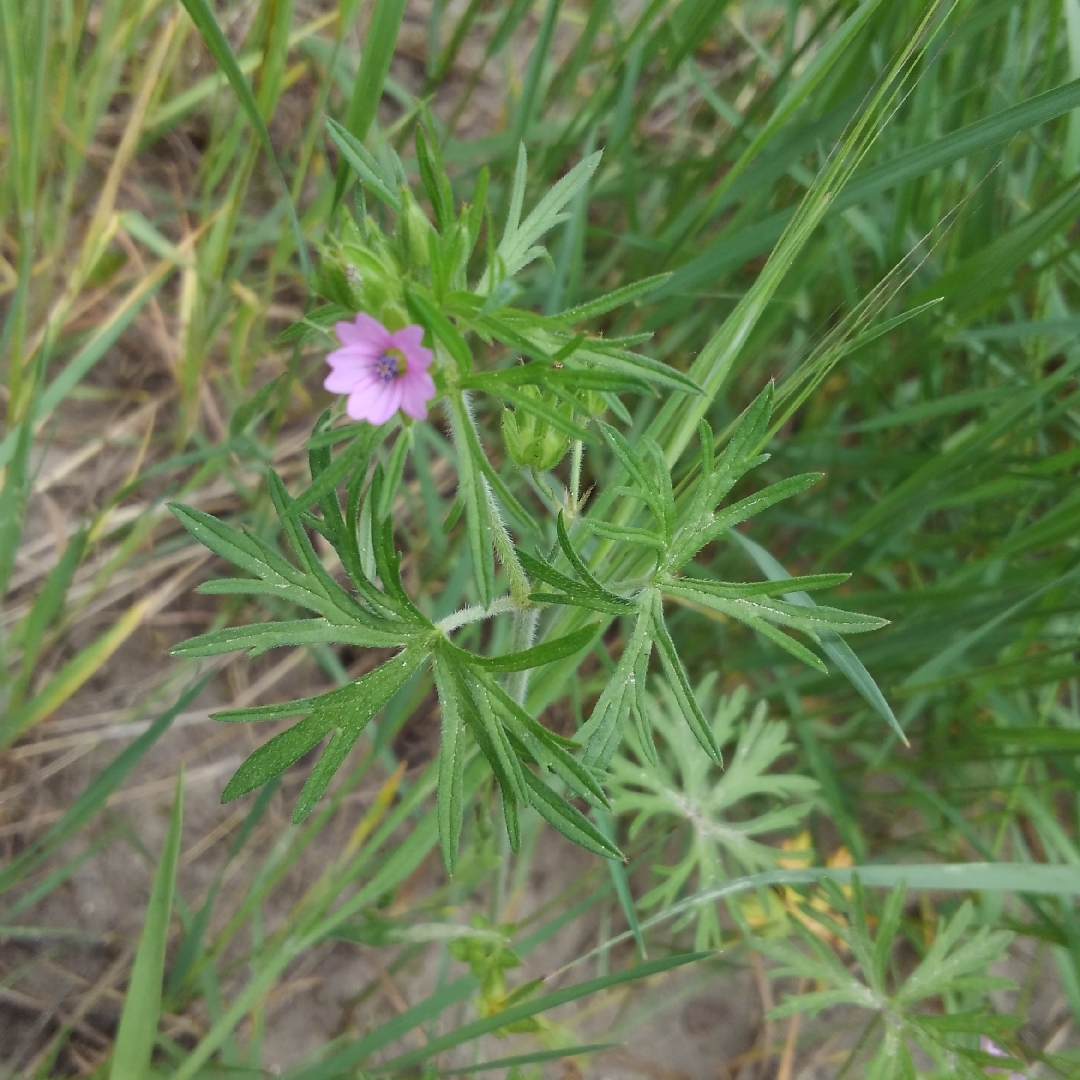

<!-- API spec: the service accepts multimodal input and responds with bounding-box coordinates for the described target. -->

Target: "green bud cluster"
[501,386,572,471]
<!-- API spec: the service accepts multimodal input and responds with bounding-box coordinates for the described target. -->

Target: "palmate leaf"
[756,879,1018,1079]
[463,363,646,397]
[518,522,635,616]
[221,645,430,817]
[597,422,667,527]
[442,652,526,851]
[326,117,402,211]
[667,472,823,568]
[431,629,620,868]
[610,682,818,949]
[584,519,667,552]
[730,530,902,741]
[490,147,603,283]
[469,666,608,809]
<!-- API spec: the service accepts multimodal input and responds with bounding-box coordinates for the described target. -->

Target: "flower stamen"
[375,348,407,382]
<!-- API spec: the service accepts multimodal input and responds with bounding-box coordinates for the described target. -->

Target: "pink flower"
[981,1037,1025,1079]
[325,313,436,424]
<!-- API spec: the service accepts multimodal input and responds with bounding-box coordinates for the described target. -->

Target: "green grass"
[2,0,1080,1076]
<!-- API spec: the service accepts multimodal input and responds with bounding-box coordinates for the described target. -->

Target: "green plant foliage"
[610,679,818,949]
[108,774,184,1080]
[8,0,1080,1074]
[753,878,1022,1079]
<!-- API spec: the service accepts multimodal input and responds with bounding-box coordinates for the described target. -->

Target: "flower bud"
[501,386,572,471]
[577,388,607,417]
[398,190,434,272]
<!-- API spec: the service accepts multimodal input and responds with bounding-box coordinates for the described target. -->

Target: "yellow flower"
[739,833,854,949]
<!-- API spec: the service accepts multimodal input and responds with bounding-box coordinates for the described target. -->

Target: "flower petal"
[348,380,403,425]
[326,345,377,371]
[325,363,383,395]
[389,327,434,371]
[400,370,436,419]
[389,324,425,352]
[335,313,390,350]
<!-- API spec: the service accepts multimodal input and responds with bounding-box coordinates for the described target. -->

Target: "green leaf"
[414,122,454,232]
[0,404,32,600]
[597,421,660,500]
[578,339,703,396]
[508,0,560,149]
[286,424,379,520]
[675,573,851,598]
[521,768,621,859]
[643,439,675,542]
[729,530,902,741]
[294,646,430,822]
[584,519,667,552]
[405,287,472,373]
[210,696,324,723]
[579,605,653,769]
[596,808,646,958]
[267,470,347,598]
[554,512,626,600]
[11,526,88,704]
[170,503,281,582]
[432,651,468,874]
[221,710,335,804]
[657,76,1080,301]
[500,143,528,264]
[518,549,633,615]
[229,373,284,437]
[494,150,603,281]
[222,647,429,806]
[473,669,608,809]
[171,618,414,658]
[691,473,822,552]
[465,623,599,672]
[108,773,183,1080]
[557,273,673,323]
[444,655,527,813]
[741,617,829,674]
[450,397,498,605]
[327,117,402,210]
[649,591,722,763]
[662,581,888,635]
[977,728,1080,751]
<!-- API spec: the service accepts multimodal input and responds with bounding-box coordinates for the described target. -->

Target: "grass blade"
[333,0,409,205]
[108,772,184,1080]
[177,0,311,277]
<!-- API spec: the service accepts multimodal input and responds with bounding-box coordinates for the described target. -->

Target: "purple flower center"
[375,348,406,382]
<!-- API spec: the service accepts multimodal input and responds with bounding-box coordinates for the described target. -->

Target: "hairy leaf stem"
[436,595,518,633]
